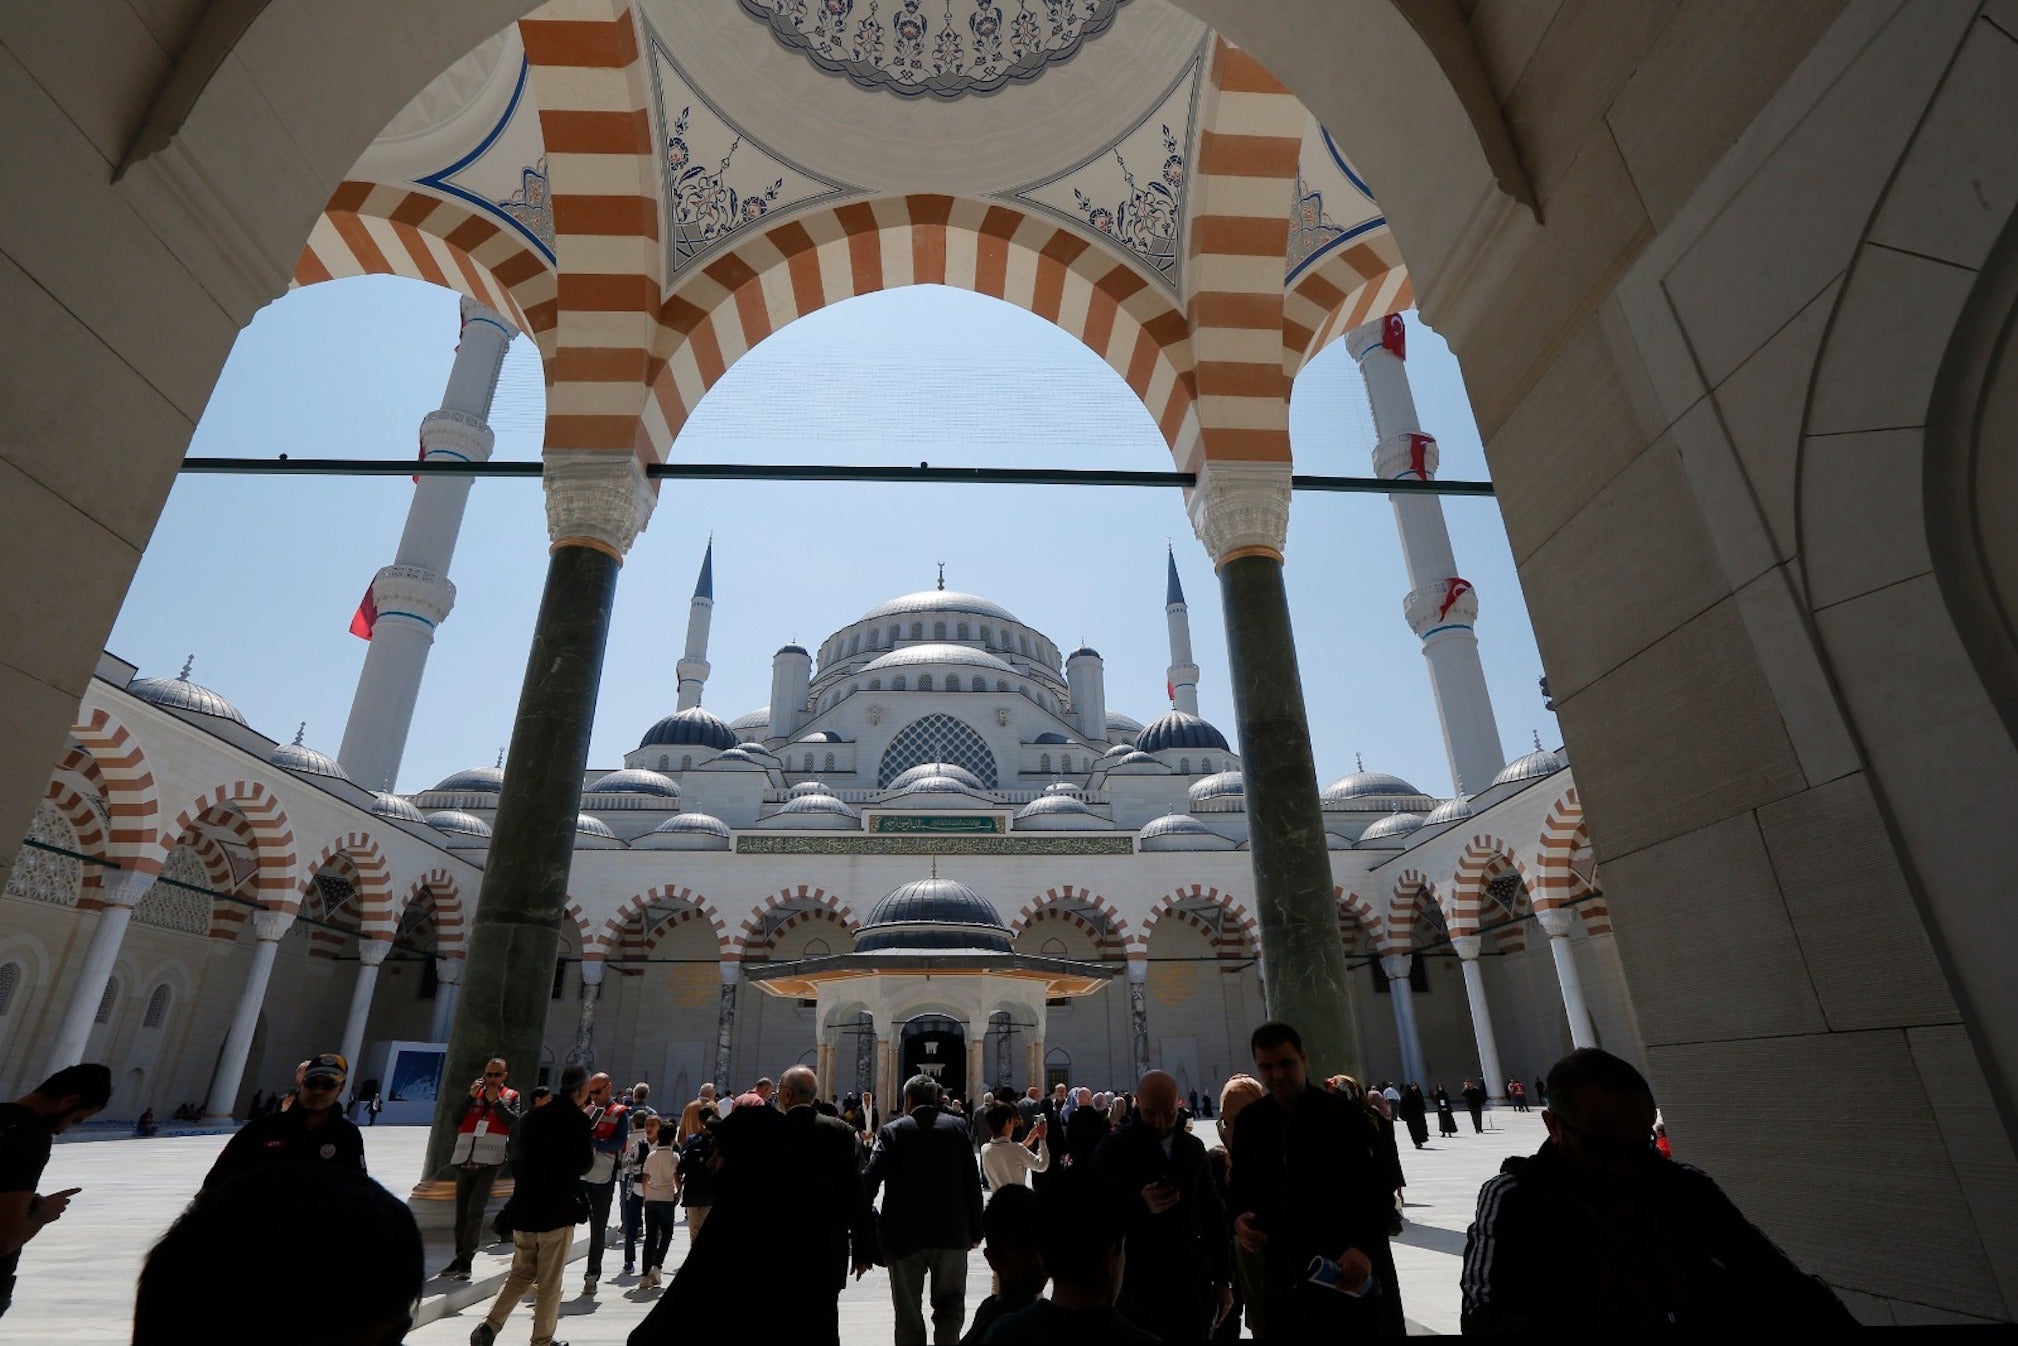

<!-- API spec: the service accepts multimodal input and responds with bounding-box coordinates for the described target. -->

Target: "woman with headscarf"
[1398,1083,1430,1149]
[1434,1084,1459,1137]
[1365,1088,1406,1234]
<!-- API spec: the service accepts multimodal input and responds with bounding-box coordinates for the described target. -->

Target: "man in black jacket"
[1227,1022,1405,1337]
[1460,1048,1856,1333]
[472,1066,591,1346]
[204,1053,365,1190]
[1091,1069,1232,1341]
[865,1074,986,1345]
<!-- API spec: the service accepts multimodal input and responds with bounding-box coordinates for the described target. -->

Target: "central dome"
[855,876,1013,953]
[860,590,1020,624]
[639,707,738,752]
[862,644,1016,674]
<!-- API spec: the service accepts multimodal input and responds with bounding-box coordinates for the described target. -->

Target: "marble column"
[966,1036,986,1101]
[428,957,463,1044]
[207,910,296,1118]
[714,961,740,1090]
[1026,1038,1043,1093]
[877,1036,897,1107]
[421,453,653,1184]
[1536,907,1597,1049]
[817,1040,836,1099]
[43,868,152,1074]
[1191,460,1360,1078]
[338,939,391,1078]
[1381,954,1427,1088]
[566,958,605,1068]
[1126,958,1151,1081]
[1450,935,1507,1102]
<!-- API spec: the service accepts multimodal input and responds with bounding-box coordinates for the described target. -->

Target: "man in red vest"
[439,1056,520,1281]
[580,1072,631,1295]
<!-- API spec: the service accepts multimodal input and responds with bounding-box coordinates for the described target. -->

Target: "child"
[639,1123,683,1289]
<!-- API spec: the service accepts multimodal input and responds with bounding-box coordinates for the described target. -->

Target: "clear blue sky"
[110,276,1559,799]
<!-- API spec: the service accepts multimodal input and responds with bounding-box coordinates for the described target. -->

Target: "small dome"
[776,643,809,658]
[787,780,833,798]
[589,768,681,798]
[269,740,349,783]
[639,708,738,751]
[1136,710,1231,754]
[884,773,990,805]
[729,707,771,732]
[1068,646,1100,660]
[1139,812,1236,851]
[425,810,492,845]
[862,643,1016,675]
[1042,780,1085,798]
[1422,795,1473,827]
[734,740,781,763]
[700,746,770,770]
[575,813,623,848]
[856,876,1012,953]
[861,591,1019,624]
[1105,750,1169,773]
[1326,832,1356,851]
[887,761,985,792]
[1188,771,1245,811]
[370,793,427,824]
[1356,812,1427,847]
[795,730,846,743]
[1033,732,1069,744]
[633,812,733,851]
[1104,711,1144,741]
[1014,794,1108,831]
[1490,745,1564,789]
[1099,741,1136,759]
[763,793,860,830]
[128,668,248,727]
[433,765,504,794]
[1321,771,1435,813]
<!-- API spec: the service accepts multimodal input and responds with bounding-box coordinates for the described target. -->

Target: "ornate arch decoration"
[730,883,858,962]
[561,899,594,954]
[1386,868,1444,954]
[40,778,108,905]
[68,708,159,872]
[749,906,856,963]
[1533,788,1586,915]
[53,742,109,804]
[1141,882,1260,959]
[644,195,1198,467]
[396,869,467,959]
[1012,884,1130,958]
[1334,885,1382,952]
[153,783,297,914]
[597,883,730,962]
[297,831,396,942]
[1282,239,1410,377]
[1448,834,1529,939]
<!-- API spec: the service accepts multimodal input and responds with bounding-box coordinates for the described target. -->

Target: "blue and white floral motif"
[666,107,784,268]
[742,0,1129,100]
[1285,171,1347,278]
[1071,124,1181,280]
[496,157,556,253]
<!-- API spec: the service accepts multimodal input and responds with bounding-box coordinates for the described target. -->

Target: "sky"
[108,276,1559,800]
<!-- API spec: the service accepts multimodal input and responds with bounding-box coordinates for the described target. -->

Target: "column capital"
[98,869,156,909]
[1188,459,1292,565]
[357,939,392,967]
[1372,430,1439,481]
[1404,577,1478,638]
[419,408,496,465]
[1343,313,1407,364]
[1535,906,1577,939]
[578,958,607,992]
[371,564,457,627]
[719,959,743,985]
[459,293,519,338]
[252,909,295,942]
[1379,952,1414,982]
[544,451,655,560]
[1449,934,1484,962]
[1125,956,1149,984]
[434,956,464,985]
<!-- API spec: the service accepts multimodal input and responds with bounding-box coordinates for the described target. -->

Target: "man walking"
[676,1082,715,1143]
[1091,1070,1232,1341]
[1227,1022,1404,1337]
[438,1057,520,1280]
[205,1053,365,1188]
[0,1063,109,1318]
[1462,1079,1487,1134]
[580,1072,631,1296]
[865,1074,986,1345]
[471,1065,591,1346]
[1460,1049,1855,1332]
[776,1066,877,1341]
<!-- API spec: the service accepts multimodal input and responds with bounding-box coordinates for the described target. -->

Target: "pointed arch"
[297,832,396,941]
[1534,789,1587,914]
[397,869,467,959]
[153,783,297,911]
[1012,884,1130,959]
[1334,885,1382,953]
[730,884,858,962]
[1141,883,1259,959]
[69,708,159,872]
[1448,834,1529,938]
[597,884,729,961]
[40,778,108,905]
[1282,242,1411,375]
[1386,868,1443,953]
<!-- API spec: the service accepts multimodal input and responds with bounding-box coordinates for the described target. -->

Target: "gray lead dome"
[855,877,1013,953]
[128,674,248,727]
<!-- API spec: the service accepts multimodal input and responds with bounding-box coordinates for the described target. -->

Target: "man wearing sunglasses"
[1460,1048,1855,1332]
[203,1052,366,1190]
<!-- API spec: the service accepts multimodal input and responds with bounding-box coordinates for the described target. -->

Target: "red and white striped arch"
[1335,886,1382,951]
[645,194,1196,464]
[1534,789,1586,914]
[1013,885,1130,958]
[69,709,159,873]
[1281,239,1411,377]
[152,784,297,913]
[1141,883,1260,959]
[398,870,468,959]
[1447,834,1530,939]
[298,832,396,942]
[1385,869,1443,954]
[596,884,728,961]
[745,906,855,962]
[730,884,858,962]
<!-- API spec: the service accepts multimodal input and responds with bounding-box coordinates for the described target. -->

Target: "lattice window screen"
[877,714,998,788]
[0,964,19,1017]
[142,984,171,1028]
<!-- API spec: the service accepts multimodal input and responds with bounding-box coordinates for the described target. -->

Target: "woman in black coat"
[1398,1084,1430,1149]
[1434,1085,1459,1137]
[1365,1088,1406,1232]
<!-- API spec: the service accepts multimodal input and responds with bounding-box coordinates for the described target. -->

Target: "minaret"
[676,539,714,710]
[337,295,515,792]
[1344,313,1506,796]
[1164,545,1201,716]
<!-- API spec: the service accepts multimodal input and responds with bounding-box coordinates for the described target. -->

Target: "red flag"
[1166,679,1176,703]
[1438,578,1473,621]
[413,431,425,485]
[1381,312,1407,361]
[1408,433,1434,481]
[349,586,378,640]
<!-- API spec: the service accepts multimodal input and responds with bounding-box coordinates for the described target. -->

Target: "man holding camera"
[439,1057,520,1281]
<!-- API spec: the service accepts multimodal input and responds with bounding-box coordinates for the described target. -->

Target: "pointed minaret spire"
[496,747,506,769]
[1163,546,1201,717]
[292,722,307,747]
[178,654,195,680]
[676,540,716,712]
[936,561,945,592]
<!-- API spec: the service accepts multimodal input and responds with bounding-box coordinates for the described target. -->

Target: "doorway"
[899,1016,966,1099]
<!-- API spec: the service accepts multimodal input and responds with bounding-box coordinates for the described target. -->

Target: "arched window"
[997,679,1009,692]
[1061,755,1073,772]
[892,676,906,691]
[889,624,901,644]
[979,625,991,645]
[824,753,836,771]
[804,754,815,771]
[848,635,860,654]
[803,937,831,957]
[1201,758,1214,773]
[94,977,120,1025]
[956,623,969,640]
[1180,758,1191,774]
[0,963,20,1018]
[1020,635,1031,655]
[934,621,947,641]
[142,983,171,1028]
[682,755,693,771]
[1040,754,1051,772]
[910,622,924,640]
[918,675,933,692]
[876,713,1001,788]
[869,678,882,691]
[1042,937,1068,957]
[970,676,984,692]
[658,754,670,770]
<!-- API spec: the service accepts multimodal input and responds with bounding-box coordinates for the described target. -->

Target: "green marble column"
[421,542,620,1180]
[1217,552,1361,1078]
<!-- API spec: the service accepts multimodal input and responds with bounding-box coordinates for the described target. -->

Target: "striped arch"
[294,182,552,349]
[301,854,362,960]
[1334,886,1382,953]
[397,870,467,959]
[729,885,859,962]
[1579,896,1613,937]
[53,743,108,803]
[152,786,296,920]
[41,777,108,904]
[597,885,729,961]
[1012,885,1130,958]
[646,195,1196,464]
[1386,869,1443,954]
[748,906,855,962]
[1281,239,1411,376]
[562,899,594,953]
[631,904,718,959]
[69,708,159,871]
[298,832,396,942]
[1141,883,1260,959]
[1534,789,1587,914]
[188,806,264,939]
[1015,907,1115,959]
[1448,834,1530,939]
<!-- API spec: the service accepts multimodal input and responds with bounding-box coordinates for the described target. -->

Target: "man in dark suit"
[777,1065,877,1342]
[865,1074,985,1345]
[1092,1070,1233,1342]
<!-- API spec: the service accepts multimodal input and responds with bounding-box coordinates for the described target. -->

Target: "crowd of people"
[0,1032,1861,1343]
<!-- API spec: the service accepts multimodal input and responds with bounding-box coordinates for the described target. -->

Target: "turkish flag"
[1438,578,1473,620]
[1381,312,1407,361]
[1408,433,1434,480]
[349,586,378,640]
[1166,679,1176,703]
[413,432,425,485]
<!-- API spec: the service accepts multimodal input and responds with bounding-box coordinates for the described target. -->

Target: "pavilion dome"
[1135,710,1231,753]
[1355,812,1427,847]
[1104,711,1145,742]
[1490,744,1564,789]
[855,876,1013,954]
[425,810,492,847]
[729,707,770,733]
[129,668,248,727]
[589,768,681,798]
[633,812,732,851]
[432,765,504,794]
[269,739,348,783]
[1013,794,1108,831]
[887,761,985,792]
[370,793,427,824]
[1188,771,1245,812]
[574,813,623,848]
[861,591,1019,625]
[862,643,1016,675]
[763,792,860,830]
[1422,795,1473,828]
[1139,812,1236,851]
[1321,770,1436,813]
[639,707,738,752]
